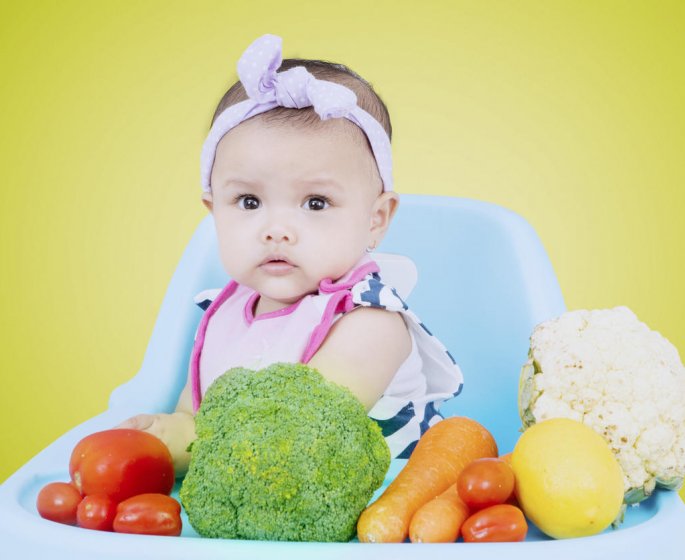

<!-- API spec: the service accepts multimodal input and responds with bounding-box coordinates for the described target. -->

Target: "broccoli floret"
[179,363,391,542]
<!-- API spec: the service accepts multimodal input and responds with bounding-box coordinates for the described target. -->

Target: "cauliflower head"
[179,362,391,541]
[519,306,685,504]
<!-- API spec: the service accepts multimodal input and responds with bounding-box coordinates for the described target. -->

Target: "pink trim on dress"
[301,290,355,363]
[319,261,379,293]
[244,291,304,325]
[301,259,380,363]
[190,280,239,412]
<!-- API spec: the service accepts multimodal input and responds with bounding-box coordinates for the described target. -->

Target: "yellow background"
[1,0,683,505]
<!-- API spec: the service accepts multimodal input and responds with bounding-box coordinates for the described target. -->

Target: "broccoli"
[179,362,391,542]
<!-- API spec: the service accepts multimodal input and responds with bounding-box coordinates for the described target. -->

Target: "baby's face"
[204,117,395,313]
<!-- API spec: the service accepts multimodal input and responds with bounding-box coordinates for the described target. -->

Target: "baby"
[119,34,463,475]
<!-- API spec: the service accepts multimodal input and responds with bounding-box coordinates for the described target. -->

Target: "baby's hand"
[116,412,196,477]
[118,413,157,432]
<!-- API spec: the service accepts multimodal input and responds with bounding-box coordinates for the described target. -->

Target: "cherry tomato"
[69,429,174,502]
[76,494,118,531]
[457,457,516,510]
[461,504,528,542]
[36,482,83,525]
[113,493,182,536]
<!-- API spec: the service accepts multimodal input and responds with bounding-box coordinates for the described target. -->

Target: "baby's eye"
[236,195,261,210]
[303,196,330,211]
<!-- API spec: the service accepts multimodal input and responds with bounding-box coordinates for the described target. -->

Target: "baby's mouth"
[259,256,296,275]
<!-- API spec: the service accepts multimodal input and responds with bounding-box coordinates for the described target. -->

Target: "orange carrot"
[409,483,470,543]
[356,416,498,543]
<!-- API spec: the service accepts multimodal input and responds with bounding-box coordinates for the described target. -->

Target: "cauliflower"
[179,363,390,541]
[519,306,685,504]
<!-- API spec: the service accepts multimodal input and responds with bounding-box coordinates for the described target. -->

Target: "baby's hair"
[210,58,393,146]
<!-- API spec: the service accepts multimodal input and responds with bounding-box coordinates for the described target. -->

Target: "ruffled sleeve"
[193,288,222,311]
[350,271,464,458]
[192,288,222,341]
[350,271,463,399]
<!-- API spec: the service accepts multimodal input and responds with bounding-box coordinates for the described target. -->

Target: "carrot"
[356,416,498,543]
[409,483,470,543]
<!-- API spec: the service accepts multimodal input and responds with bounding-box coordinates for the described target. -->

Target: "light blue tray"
[1,195,683,559]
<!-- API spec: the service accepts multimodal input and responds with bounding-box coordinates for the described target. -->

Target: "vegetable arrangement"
[357,306,684,544]
[409,457,527,543]
[519,307,685,504]
[357,416,498,542]
[36,429,182,536]
[32,305,684,545]
[358,418,527,543]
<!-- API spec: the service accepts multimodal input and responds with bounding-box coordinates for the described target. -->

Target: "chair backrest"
[109,194,565,454]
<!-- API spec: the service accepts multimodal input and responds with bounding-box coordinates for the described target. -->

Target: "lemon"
[511,418,624,539]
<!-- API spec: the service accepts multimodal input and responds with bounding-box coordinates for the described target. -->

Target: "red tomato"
[76,494,118,531]
[457,457,516,510]
[461,504,528,542]
[69,429,174,502]
[113,493,182,537]
[36,482,83,525]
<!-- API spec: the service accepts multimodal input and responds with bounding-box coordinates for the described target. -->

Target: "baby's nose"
[262,221,296,244]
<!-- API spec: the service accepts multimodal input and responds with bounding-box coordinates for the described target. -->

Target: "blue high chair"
[1,195,683,559]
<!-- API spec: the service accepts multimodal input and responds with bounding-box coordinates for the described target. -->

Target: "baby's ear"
[201,192,214,212]
[370,192,400,236]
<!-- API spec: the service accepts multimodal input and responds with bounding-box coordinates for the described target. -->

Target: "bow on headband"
[200,34,393,192]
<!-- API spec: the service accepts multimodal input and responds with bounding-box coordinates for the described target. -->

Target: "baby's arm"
[307,307,412,411]
[117,370,196,477]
